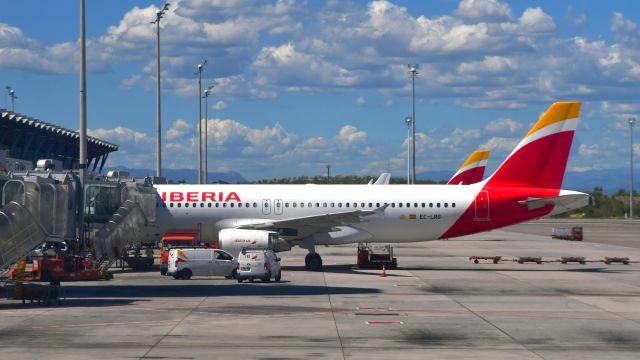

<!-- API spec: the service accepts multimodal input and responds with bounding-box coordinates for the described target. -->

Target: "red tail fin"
[448,149,489,185]
[485,102,581,189]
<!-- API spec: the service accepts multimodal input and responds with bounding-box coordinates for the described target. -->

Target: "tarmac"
[1,219,639,359]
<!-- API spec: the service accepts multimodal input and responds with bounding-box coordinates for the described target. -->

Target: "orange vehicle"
[160,229,200,275]
[8,254,112,283]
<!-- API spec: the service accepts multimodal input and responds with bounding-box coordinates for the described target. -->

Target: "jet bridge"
[0,167,160,274]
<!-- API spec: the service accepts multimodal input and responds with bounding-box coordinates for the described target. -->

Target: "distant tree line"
[252,175,446,185]
[554,187,640,219]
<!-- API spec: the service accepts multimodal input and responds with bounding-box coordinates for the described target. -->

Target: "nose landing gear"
[304,252,323,271]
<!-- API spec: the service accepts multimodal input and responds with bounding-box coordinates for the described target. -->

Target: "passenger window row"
[165,202,259,208]
[162,201,456,209]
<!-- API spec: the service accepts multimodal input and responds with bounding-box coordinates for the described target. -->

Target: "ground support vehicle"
[551,226,583,241]
[469,256,502,264]
[516,256,543,264]
[357,243,397,269]
[236,250,282,283]
[603,257,630,265]
[160,229,199,275]
[168,248,237,280]
[2,282,64,305]
[124,248,154,270]
[7,253,112,283]
[560,256,586,264]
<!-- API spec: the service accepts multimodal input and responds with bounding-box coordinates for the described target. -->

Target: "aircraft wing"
[236,206,387,239]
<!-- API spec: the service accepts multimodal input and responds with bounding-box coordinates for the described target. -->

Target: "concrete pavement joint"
[140,296,207,359]
[323,270,346,360]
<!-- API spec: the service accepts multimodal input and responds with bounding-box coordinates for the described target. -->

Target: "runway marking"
[357,307,393,311]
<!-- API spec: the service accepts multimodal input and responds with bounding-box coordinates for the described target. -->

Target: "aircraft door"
[474,191,490,221]
[274,199,283,215]
[262,199,271,215]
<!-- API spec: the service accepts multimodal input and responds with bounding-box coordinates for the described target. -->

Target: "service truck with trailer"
[551,226,583,241]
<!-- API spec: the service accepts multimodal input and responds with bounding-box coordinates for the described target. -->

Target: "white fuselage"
[150,184,480,245]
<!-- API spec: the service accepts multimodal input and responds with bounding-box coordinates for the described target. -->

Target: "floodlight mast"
[630,117,636,220]
[152,2,170,178]
[405,116,412,185]
[195,59,208,184]
[203,85,214,184]
[6,86,17,112]
[79,0,88,249]
[408,64,419,184]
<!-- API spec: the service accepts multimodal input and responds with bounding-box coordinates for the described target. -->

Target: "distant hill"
[105,166,247,184]
[417,168,635,194]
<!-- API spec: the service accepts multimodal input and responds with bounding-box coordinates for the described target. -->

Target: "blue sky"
[1,0,639,180]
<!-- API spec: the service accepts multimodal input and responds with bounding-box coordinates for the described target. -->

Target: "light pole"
[195,59,207,184]
[630,117,636,220]
[152,2,170,178]
[326,164,331,182]
[203,85,214,184]
[405,116,412,184]
[6,86,17,112]
[79,0,88,249]
[408,64,419,184]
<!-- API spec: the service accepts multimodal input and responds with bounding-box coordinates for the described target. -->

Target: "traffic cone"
[380,265,386,277]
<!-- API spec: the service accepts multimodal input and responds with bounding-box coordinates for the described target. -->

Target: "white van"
[168,248,238,280]
[236,250,282,283]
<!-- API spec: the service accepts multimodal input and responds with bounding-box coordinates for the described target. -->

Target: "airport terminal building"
[0,108,118,173]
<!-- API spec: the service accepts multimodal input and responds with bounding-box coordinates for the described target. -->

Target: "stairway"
[0,202,48,272]
[92,200,148,274]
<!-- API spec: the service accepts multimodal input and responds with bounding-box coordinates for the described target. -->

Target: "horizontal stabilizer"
[518,191,590,215]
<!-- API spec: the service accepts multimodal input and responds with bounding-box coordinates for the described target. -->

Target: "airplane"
[448,149,489,185]
[148,102,590,271]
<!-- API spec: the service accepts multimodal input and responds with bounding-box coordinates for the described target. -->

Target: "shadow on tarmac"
[61,283,380,298]
[0,298,143,309]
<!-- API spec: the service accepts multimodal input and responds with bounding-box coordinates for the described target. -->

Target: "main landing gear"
[305,252,323,271]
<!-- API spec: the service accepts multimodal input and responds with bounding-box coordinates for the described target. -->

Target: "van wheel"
[181,269,192,280]
[237,277,243,283]
[226,269,238,279]
[263,272,271,282]
[275,272,281,282]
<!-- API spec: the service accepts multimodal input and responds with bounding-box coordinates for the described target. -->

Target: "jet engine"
[218,229,291,256]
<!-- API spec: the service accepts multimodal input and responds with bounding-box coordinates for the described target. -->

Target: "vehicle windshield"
[163,240,193,250]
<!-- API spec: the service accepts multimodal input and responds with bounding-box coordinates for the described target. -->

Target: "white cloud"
[454,0,513,22]
[335,125,367,149]
[484,118,523,134]
[518,7,556,34]
[253,42,355,88]
[480,136,519,153]
[457,56,518,75]
[578,143,600,157]
[205,119,297,156]
[213,100,227,110]
[166,119,193,140]
[88,126,152,145]
[355,96,366,105]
